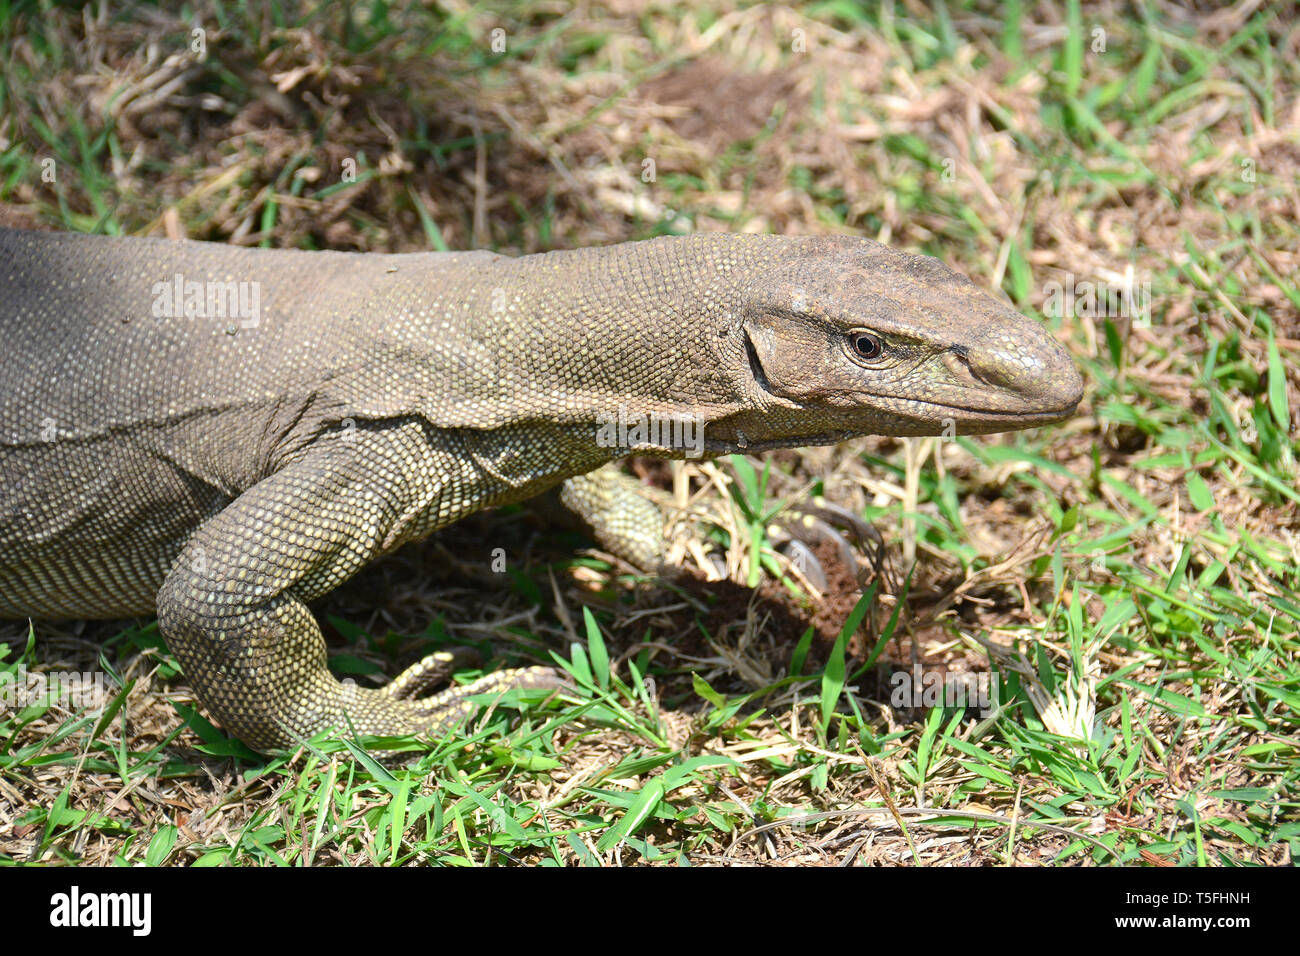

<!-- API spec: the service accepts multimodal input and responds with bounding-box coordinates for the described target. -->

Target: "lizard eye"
[849,331,883,360]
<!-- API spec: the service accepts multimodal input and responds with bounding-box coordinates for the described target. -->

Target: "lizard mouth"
[905,396,1082,422]
[742,327,775,395]
[701,396,1076,454]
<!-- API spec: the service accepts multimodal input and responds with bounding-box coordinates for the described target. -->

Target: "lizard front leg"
[555,467,876,590]
[555,467,665,570]
[155,435,561,751]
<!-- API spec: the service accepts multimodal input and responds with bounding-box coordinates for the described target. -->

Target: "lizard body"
[0,229,1081,749]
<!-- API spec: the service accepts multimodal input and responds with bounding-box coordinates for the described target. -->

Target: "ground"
[0,0,1296,866]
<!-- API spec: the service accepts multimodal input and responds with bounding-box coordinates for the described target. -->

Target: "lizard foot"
[384,646,483,700]
[407,665,573,733]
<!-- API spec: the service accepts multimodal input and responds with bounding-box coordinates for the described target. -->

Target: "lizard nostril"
[943,348,996,388]
[955,333,1082,413]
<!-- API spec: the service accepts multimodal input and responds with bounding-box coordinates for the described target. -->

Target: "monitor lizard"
[0,228,1082,751]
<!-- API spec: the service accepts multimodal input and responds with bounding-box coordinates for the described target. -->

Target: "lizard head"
[713,235,1083,446]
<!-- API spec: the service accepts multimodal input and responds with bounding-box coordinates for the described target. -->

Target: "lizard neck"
[343,235,859,460]
[492,236,788,457]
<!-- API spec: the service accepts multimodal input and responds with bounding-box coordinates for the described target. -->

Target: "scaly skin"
[0,229,1081,750]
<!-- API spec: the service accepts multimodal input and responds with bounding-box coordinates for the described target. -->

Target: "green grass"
[0,0,1296,866]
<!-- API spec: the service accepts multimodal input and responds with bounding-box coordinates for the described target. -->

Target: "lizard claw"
[769,496,883,590]
[780,538,829,591]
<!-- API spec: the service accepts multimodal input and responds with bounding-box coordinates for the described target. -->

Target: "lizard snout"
[954,327,1084,417]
